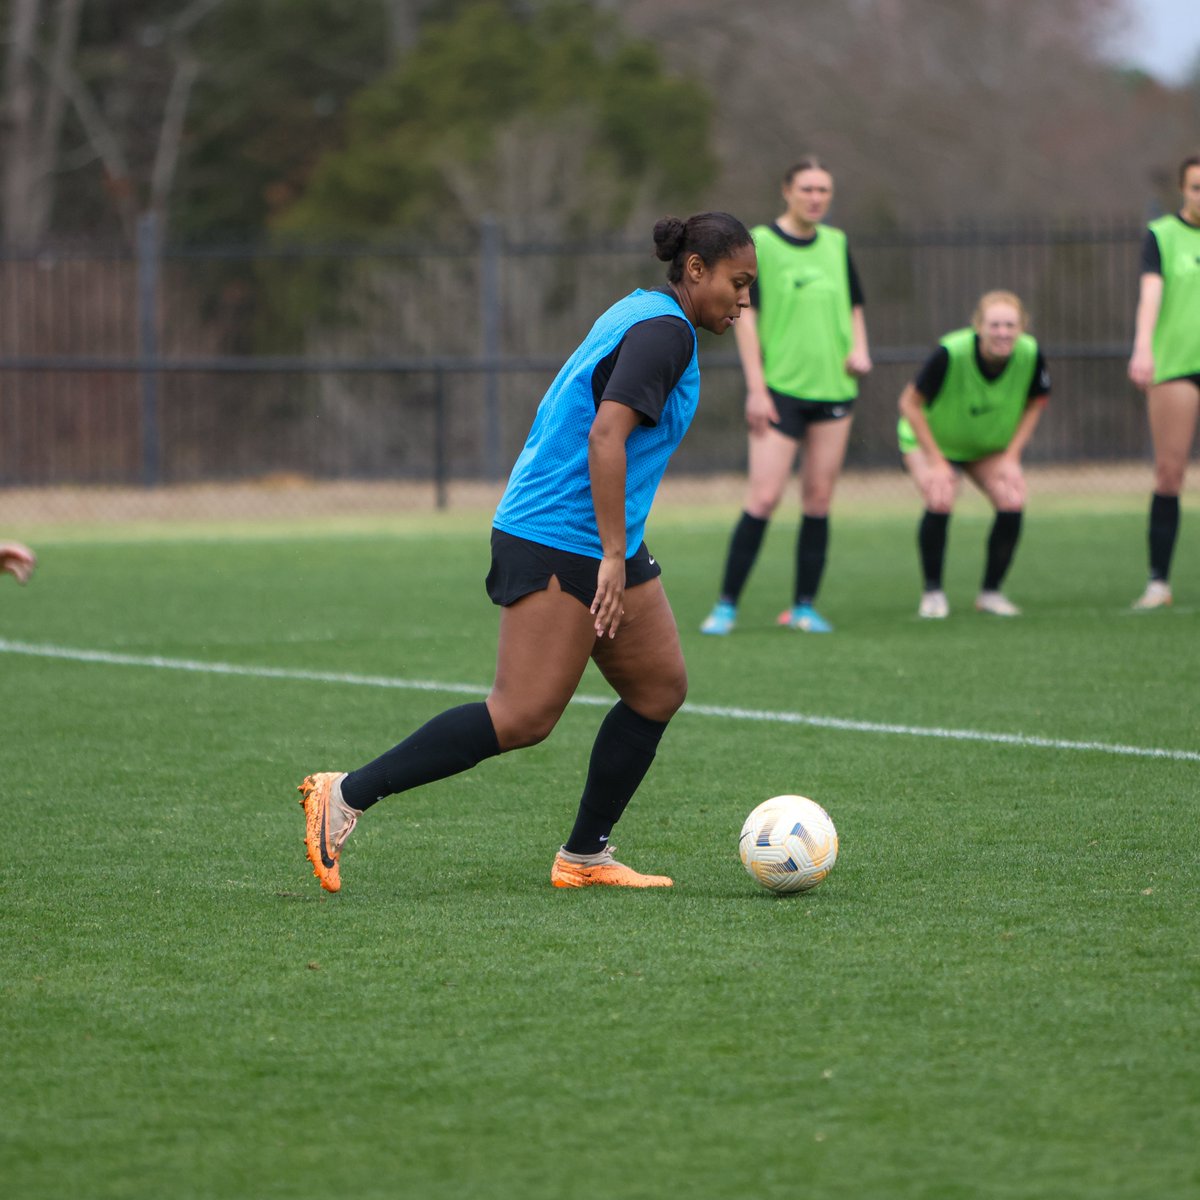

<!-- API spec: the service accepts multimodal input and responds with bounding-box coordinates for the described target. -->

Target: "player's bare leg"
[485,576,598,750]
[778,416,851,632]
[904,447,960,618]
[967,453,1026,615]
[1134,381,1198,608]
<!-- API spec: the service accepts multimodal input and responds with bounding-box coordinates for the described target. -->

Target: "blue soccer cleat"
[700,600,737,635]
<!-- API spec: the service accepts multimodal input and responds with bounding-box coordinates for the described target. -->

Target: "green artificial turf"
[2,504,1197,1199]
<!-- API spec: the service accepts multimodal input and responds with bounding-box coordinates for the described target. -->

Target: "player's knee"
[488,700,562,751]
[1154,464,1186,494]
[647,670,689,722]
[745,490,782,519]
[663,670,688,717]
[618,667,687,725]
[498,717,556,751]
[922,489,953,514]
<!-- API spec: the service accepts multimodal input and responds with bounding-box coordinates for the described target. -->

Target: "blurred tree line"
[2,0,1197,250]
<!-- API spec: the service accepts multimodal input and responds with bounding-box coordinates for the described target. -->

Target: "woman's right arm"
[899,383,956,510]
[1128,273,1163,390]
[734,308,778,435]
[899,383,945,461]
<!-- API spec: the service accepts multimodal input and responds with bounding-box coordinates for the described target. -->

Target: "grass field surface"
[2,500,1197,1199]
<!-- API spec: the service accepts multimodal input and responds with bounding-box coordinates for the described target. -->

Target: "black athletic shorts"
[769,390,855,440]
[1160,372,1200,389]
[485,528,662,608]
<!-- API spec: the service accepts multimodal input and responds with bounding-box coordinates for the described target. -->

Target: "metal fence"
[0,214,1153,521]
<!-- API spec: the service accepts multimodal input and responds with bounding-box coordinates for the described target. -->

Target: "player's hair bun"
[653,217,687,263]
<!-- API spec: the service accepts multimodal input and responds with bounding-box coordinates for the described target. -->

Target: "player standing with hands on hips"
[1127,154,1200,610]
[897,290,1050,619]
[701,157,871,636]
[297,213,756,892]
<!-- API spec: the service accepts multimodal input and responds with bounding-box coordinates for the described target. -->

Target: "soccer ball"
[738,795,839,894]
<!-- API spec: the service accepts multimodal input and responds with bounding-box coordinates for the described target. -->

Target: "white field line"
[3,637,1198,764]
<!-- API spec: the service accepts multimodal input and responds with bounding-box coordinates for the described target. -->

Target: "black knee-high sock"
[795,515,829,605]
[919,511,950,589]
[564,701,669,855]
[719,512,768,602]
[1149,492,1180,582]
[341,702,501,812]
[982,510,1023,591]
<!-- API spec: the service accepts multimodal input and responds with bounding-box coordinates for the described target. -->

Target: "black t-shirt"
[590,292,694,426]
[1142,229,1162,274]
[748,224,865,310]
[914,337,1051,405]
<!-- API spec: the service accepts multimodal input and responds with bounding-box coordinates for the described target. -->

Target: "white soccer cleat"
[1132,580,1172,611]
[918,589,949,619]
[975,590,1021,617]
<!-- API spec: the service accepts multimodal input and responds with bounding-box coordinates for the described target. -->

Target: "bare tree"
[1,0,222,249]
[607,0,1187,225]
[1,0,83,247]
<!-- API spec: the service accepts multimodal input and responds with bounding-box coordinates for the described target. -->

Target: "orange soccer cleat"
[550,846,673,889]
[297,771,361,893]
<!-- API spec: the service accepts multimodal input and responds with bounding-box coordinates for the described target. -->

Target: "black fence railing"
[0,215,1151,502]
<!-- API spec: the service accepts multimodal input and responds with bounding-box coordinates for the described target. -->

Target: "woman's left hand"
[591,555,626,638]
[845,348,872,377]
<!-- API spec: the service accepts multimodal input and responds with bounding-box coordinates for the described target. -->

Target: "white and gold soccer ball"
[738,795,839,894]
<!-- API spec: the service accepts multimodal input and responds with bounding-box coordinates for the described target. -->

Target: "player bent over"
[897,290,1050,619]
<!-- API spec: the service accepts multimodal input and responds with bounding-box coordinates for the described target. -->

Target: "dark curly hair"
[652,212,752,283]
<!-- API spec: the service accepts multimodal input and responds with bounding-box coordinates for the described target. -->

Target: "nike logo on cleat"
[319,818,336,869]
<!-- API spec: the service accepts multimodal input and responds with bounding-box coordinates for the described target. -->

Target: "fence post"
[433,368,448,511]
[480,215,501,482]
[136,211,161,486]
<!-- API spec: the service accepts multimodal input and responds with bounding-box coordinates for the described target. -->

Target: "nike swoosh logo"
[319,812,336,869]
[648,556,656,565]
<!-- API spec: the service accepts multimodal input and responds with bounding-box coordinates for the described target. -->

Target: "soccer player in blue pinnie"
[297,213,757,893]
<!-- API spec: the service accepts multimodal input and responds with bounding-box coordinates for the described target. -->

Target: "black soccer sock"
[982,510,1023,592]
[918,510,951,590]
[794,514,829,606]
[340,702,502,811]
[563,701,669,856]
[1148,492,1180,582]
[719,512,769,603]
